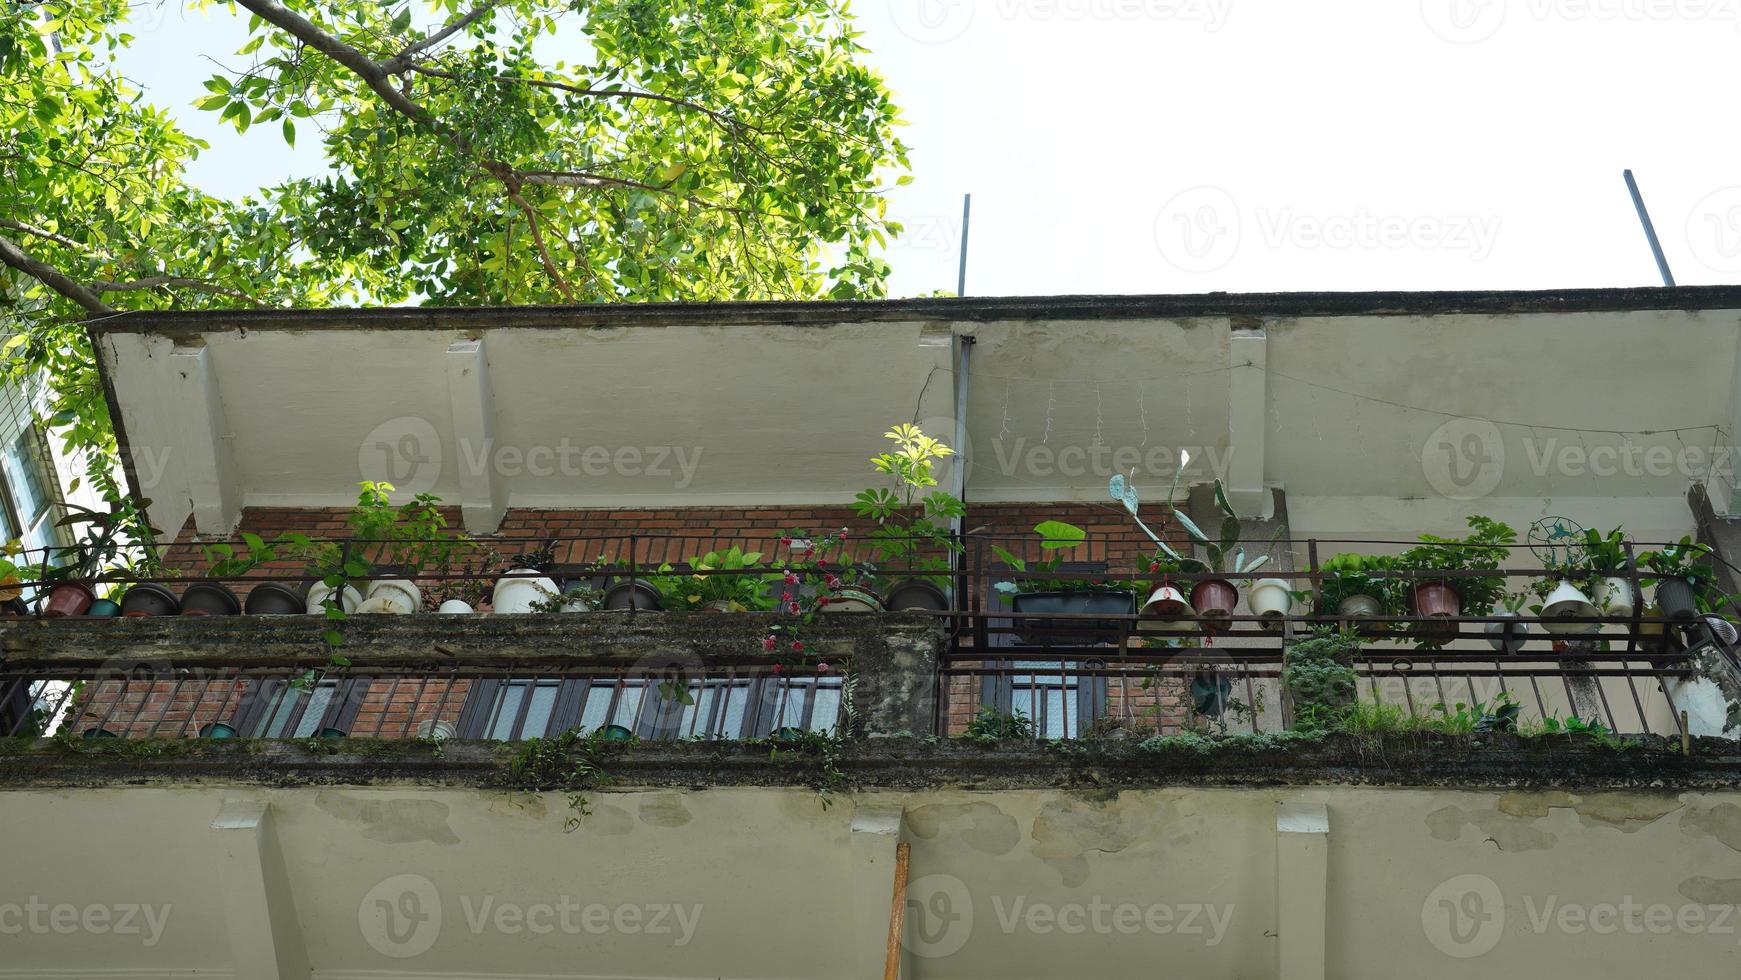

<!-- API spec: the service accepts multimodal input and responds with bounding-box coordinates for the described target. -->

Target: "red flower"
[783,571,799,585]
[781,591,794,603]
[780,536,793,547]
[816,662,829,672]
[1148,562,1160,573]
[762,635,777,652]
[772,663,783,675]
[791,641,804,652]
[788,601,801,615]
[818,595,830,607]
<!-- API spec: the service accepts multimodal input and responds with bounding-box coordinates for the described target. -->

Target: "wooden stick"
[884,841,911,980]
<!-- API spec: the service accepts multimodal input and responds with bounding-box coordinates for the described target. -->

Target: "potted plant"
[1639,537,1736,622]
[853,423,965,612]
[1581,527,1638,618]
[39,502,127,617]
[993,521,1135,645]
[1149,479,1285,634]
[195,532,310,616]
[1394,516,1515,646]
[1486,591,1531,655]
[657,547,778,612]
[493,538,562,614]
[1315,552,1400,625]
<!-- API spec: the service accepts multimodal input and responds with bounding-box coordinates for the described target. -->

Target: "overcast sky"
[116,0,1741,298]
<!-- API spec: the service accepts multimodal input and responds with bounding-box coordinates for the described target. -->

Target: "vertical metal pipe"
[1624,170,1676,287]
[956,193,972,297]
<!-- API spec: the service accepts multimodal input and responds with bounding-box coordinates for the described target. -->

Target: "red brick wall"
[92,503,1194,739]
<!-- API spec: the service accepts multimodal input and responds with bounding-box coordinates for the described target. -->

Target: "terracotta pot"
[41,581,96,618]
[1189,579,1238,634]
[1408,582,1461,645]
[119,583,180,617]
[884,580,949,612]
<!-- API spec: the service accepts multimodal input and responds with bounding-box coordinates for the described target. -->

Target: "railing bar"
[146,675,187,738]
[398,677,427,740]
[90,678,129,736]
[507,674,539,742]
[377,677,403,738]
[431,672,460,738]
[1527,673,1548,725]
[1623,670,1649,734]
[1592,671,1620,733]
[174,676,211,739]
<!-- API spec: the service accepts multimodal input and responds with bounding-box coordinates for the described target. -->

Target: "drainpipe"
[952,334,975,602]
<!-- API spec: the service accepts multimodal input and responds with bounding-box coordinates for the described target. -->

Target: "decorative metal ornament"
[1527,516,1588,570]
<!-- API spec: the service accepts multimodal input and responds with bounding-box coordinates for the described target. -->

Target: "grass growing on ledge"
[510,728,636,831]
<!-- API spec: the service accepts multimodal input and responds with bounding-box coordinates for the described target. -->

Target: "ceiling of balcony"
[92,291,1741,540]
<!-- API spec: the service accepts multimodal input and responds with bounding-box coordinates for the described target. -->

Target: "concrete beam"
[1226,320,1272,519]
[445,338,507,534]
[211,800,309,980]
[850,803,908,980]
[1276,801,1329,980]
[168,344,242,535]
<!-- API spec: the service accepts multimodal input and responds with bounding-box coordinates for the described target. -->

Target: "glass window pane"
[5,433,47,527]
[521,682,558,738]
[487,684,527,740]
[291,686,336,738]
[577,686,611,733]
[257,689,296,737]
[810,686,840,734]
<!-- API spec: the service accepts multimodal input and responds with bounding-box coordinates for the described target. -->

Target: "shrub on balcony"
[1394,516,1515,645]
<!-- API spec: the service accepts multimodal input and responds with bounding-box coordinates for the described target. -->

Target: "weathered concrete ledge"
[0,611,947,669]
[3,734,1738,793]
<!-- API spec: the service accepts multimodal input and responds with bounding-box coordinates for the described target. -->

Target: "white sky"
[115,0,1741,298]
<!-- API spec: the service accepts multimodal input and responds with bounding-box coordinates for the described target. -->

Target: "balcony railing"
[3,531,1737,745]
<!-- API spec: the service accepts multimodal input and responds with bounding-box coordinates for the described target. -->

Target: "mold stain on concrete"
[637,794,694,828]
[1031,794,1175,888]
[1680,801,1741,852]
[314,792,461,845]
[1678,876,1741,905]
[580,803,635,836]
[906,802,1020,856]
[1430,792,1684,851]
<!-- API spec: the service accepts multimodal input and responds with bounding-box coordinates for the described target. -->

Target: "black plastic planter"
[603,579,662,611]
[245,582,308,615]
[119,583,181,617]
[181,583,242,616]
[1009,590,1135,646]
[884,580,950,612]
[1656,577,1698,622]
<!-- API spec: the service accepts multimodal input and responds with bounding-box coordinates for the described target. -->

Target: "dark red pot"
[41,581,96,618]
[1189,579,1239,634]
[1409,583,1462,645]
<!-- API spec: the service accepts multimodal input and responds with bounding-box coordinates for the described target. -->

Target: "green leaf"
[1034,521,1085,550]
[281,119,295,147]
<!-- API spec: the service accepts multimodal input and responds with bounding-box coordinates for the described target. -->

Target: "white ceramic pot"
[1485,610,1531,654]
[305,582,362,615]
[1248,578,1294,625]
[1336,594,1384,619]
[437,599,475,614]
[366,579,421,615]
[820,586,882,613]
[1141,585,1193,618]
[493,569,558,614]
[558,591,596,613]
[1594,576,1637,619]
[1540,580,1599,635]
[353,595,403,615]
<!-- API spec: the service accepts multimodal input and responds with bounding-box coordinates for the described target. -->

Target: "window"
[0,429,57,558]
[232,679,366,737]
[457,674,843,740]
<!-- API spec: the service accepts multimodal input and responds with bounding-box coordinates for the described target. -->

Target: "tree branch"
[0,218,89,253]
[502,187,576,303]
[231,0,435,127]
[0,233,116,315]
[382,3,495,73]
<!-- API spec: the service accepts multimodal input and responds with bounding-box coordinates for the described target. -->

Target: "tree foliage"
[0,0,908,516]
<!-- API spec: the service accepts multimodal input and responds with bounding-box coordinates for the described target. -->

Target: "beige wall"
[3,784,1738,978]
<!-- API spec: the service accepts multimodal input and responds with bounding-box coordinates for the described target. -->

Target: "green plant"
[854,423,966,586]
[1416,692,1521,735]
[42,501,129,584]
[1150,477,1285,578]
[1341,699,1418,735]
[1283,627,1361,728]
[1517,713,1635,749]
[510,727,636,831]
[1639,537,1739,616]
[991,521,1130,599]
[962,706,1035,741]
[1395,515,1517,616]
[1315,552,1403,616]
[655,547,779,612]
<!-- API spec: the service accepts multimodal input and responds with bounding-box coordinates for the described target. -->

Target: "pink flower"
[818,595,830,607]
[762,635,777,652]
[772,663,783,675]
[781,591,794,602]
[780,536,792,547]
[816,662,829,672]
[783,571,799,585]
[791,641,804,652]
[788,601,801,615]
[825,575,841,589]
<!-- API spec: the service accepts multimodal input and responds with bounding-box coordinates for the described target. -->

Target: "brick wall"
[92,502,1196,739]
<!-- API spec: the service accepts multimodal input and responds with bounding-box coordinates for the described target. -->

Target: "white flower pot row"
[1538,577,1637,636]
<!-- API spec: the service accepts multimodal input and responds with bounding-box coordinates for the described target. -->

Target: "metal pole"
[1623,170,1676,287]
[956,193,972,297]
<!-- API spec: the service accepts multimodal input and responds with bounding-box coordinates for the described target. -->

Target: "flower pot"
[698,600,736,613]
[199,722,238,739]
[884,579,950,612]
[437,599,475,614]
[119,582,180,617]
[1485,610,1531,655]
[1140,586,1195,632]
[1189,579,1239,634]
[1335,594,1384,620]
[558,590,596,613]
[821,585,883,613]
[1594,576,1637,619]
[1408,583,1461,645]
[603,579,662,611]
[1655,577,1698,622]
[1009,590,1134,645]
[1248,578,1294,628]
[365,579,421,615]
[182,583,242,616]
[87,598,122,618]
[1640,603,1665,635]
[1540,580,1599,635]
[353,596,404,615]
[305,581,362,615]
[492,569,558,614]
[244,582,307,616]
[41,581,96,618]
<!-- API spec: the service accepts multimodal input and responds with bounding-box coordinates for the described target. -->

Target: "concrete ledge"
[3,733,1738,792]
